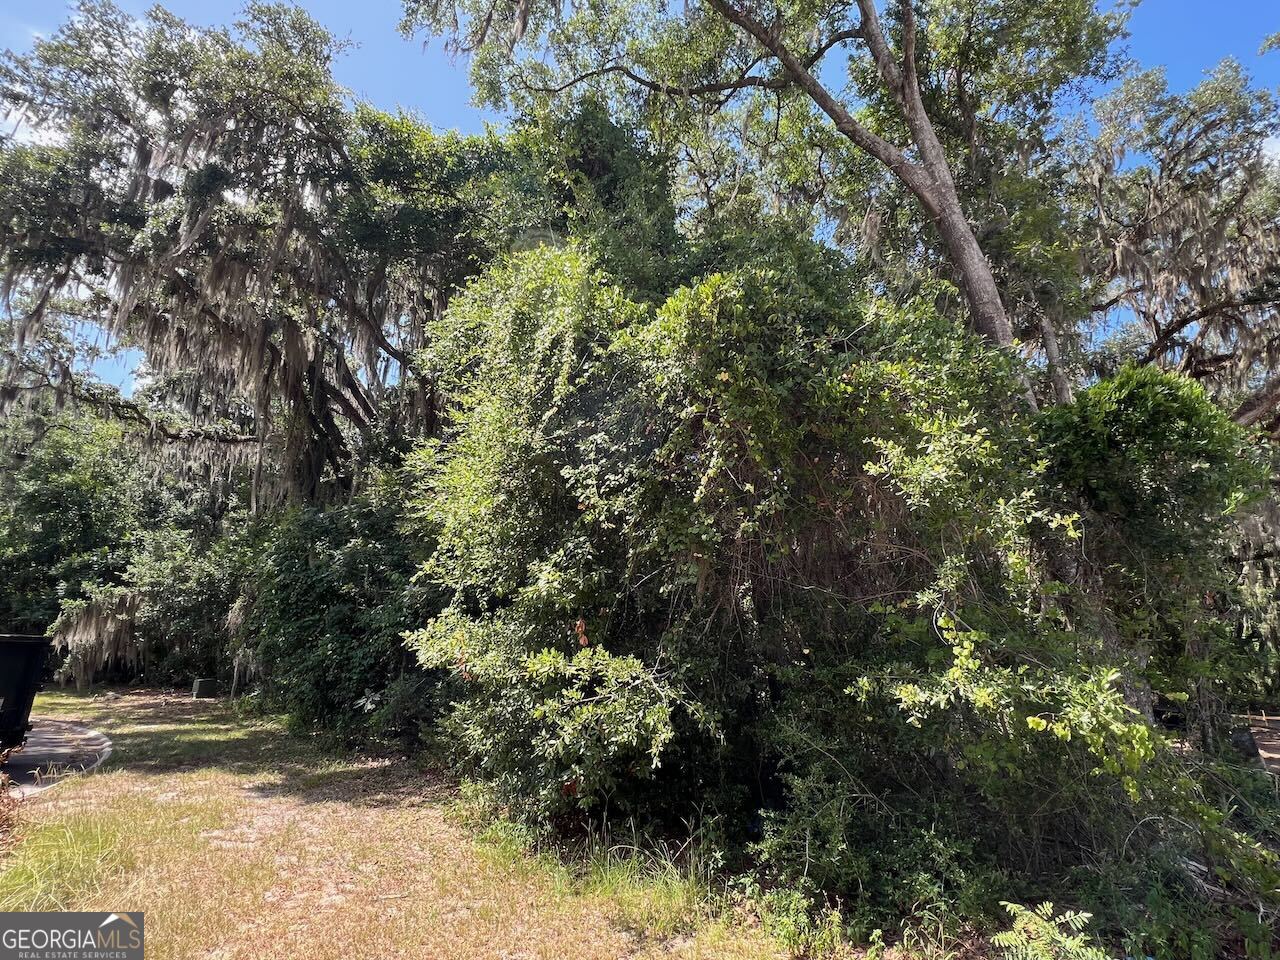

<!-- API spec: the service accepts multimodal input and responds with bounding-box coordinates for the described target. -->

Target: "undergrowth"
[452,782,721,943]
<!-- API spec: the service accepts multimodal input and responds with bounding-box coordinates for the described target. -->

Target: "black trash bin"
[0,634,52,753]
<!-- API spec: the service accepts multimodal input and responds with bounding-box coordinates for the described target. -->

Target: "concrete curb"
[4,718,114,799]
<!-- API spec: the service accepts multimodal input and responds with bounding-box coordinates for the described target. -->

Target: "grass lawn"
[1,689,786,960]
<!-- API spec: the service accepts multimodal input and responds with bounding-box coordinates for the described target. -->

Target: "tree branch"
[1141,288,1280,366]
[520,29,861,98]
[704,0,924,193]
[1233,373,1280,428]
[7,354,258,445]
[854,0,906,103]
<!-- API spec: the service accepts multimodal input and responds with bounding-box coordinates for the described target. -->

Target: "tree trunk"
[891,5,1017,352]
[1039,316,1075,405]
[929,191,1015,348]
[707,0,1020,356]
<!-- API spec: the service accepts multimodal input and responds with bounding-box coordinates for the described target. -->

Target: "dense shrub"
[406,238,1277,950]
[1041,366,1268,740]
[126,526,251,684]
[1041,364,1262,557]
[0,416,141,633]
[241,471,444,742]
[0,409,251,686]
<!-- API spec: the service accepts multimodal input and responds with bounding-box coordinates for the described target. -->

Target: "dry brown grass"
[1,689,787,960]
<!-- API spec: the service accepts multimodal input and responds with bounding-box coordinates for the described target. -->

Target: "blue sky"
[0,0,1275,391]
[2,0,1272,123]
[0,0,493,133]
[1128,1,1277,91]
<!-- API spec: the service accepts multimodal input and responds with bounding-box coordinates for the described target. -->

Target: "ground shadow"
[28,688,455,809]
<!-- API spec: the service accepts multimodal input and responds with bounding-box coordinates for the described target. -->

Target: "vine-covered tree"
[2,2,1279,956]
[400,0,1280,417]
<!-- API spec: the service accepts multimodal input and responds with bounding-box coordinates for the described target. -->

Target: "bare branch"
[1233,373,1280,428]
[1141,288,1280,366]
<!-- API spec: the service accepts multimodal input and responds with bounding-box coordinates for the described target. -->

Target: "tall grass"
[0,815,129,910]
[463,799,720,942]
[579,835,715,938]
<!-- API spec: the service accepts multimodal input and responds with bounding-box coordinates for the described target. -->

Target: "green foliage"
[754,884,847,956]
[530,99,686,300]
[407,245,685,814]
[127,526,249,683]
[4,6,1280,957]
[400,234,1280,954]
[399,236,1280,954]
[241,473,443,741]
[0,413,140,631]
[992,902,1109,960]
[337,106,530,297]
[0,400,252,682]
[419,610,683,818]
[1042,365,1269,740]
[1042,365,1264,559]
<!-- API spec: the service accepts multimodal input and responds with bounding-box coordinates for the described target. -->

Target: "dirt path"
[1,691,782,960]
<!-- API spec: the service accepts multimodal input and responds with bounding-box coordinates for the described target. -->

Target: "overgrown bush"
[406,237,1278,953]
[127,525,251,684]
[1,408,252,686]
[1041,365,1268,741]
[46,514,252,689]
[241,471,444,742]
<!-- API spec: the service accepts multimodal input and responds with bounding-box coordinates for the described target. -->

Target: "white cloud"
[1266,136,1280,160]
